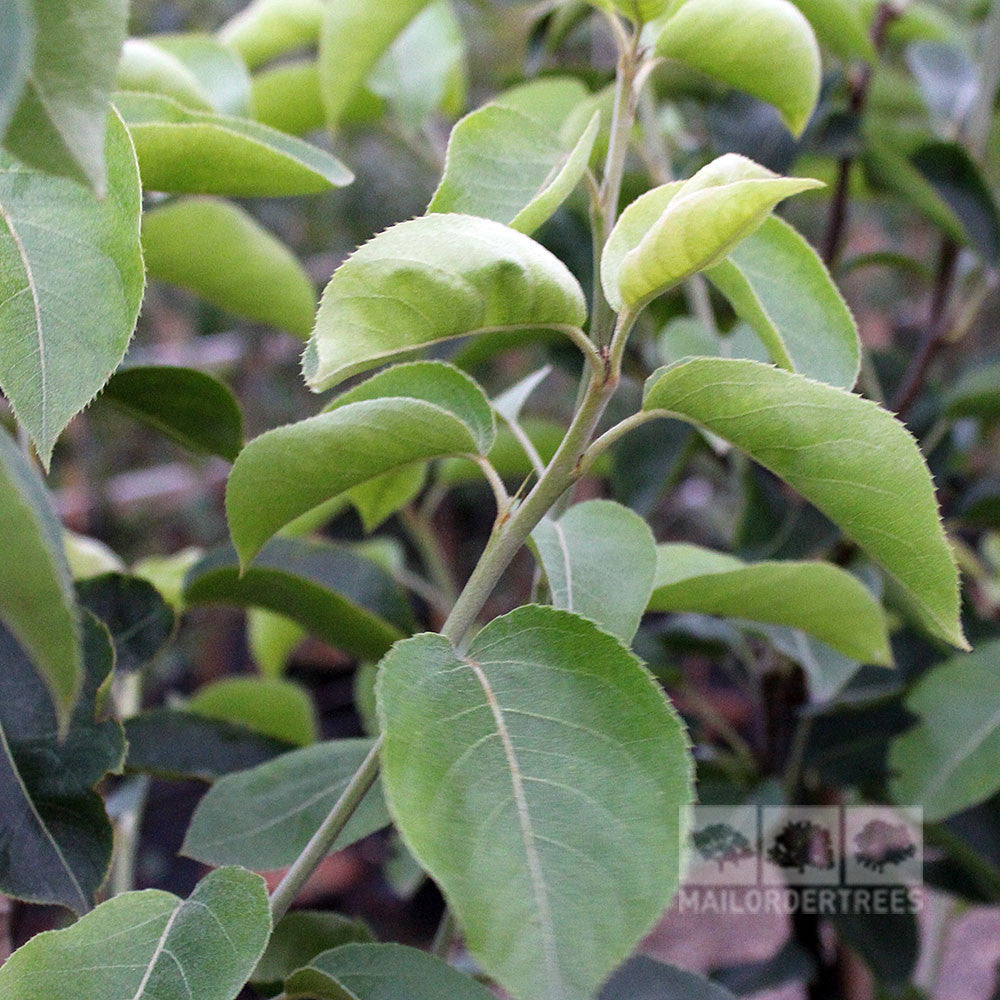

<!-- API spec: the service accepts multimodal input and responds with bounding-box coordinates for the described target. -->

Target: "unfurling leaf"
[304,215,587,391]
[602,155,822,311]
[0,866,271,1000]
[378,605,693,1000]
[655,0,821,136]
[642,358,965,648]
[0,109,144,465]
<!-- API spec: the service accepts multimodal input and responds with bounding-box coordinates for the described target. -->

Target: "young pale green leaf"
[789,0,876,61]
[183,739,390,869]
[114,91,353,196]
[890,642,1000,821]
[100,364,244,461]
[64,530,124,580]
[0,430,81,723]
[0,613,124,913]
[184,538,416,661]
[284,943,496,1000]
[145,33,253,117]
[3,0,126,192]
[254,913,374,992]
[647,544,891,663]
[124,708,294,782]
[642,358,965,648]
[492,365,552,424]
[116,38,215,110]
[142,197,316,337]
[493,76,591,134]
[0,109,144,466]
[132,546,202,611]
[378,605,693,1000]
[228,362,496,561]
[704,216,860,389]
[0,0,34,140]
[600,956,739,1000]
[305,214,587,391]
[531,499,657,644]
[77,572,176,672]
[252,60,328,135]
[0,866,271,1000]
[248,608,307,677]
[189,676,318,747]
[601,155,822,312]
[318,0,429,129]
[655,0,821,136]
[218,0,324,69]
[429,103,599,235]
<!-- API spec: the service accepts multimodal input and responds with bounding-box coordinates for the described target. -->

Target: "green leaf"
[305,214,587,391]
[228,362,496,562]
[252,59,334,135]
[183,738,390,869]
[124,708,295,782]
[0,108,144,466]
[890,641,1000,821]
[704,216,860,389]
[144,34,253,117]
[142,197,316,337]
[184,538,415,661]
[248,608,307,677]
[493,77,591,134]
[189,676,318,747]
[132,546,202,611]
[642,358,965,648]
[4,0,127,192]
[655,0,821,136]
[601,155,822,312]
[116,38,215,111]
[76,572,176,672]
[429,103,599,234]
[114,91,353,196]
[0,429,81,724]
[347,464,428,533]
[531,499,657,644]
[219,0,325,70]
[64,530,124,580]
[647,544,891,663]
[0,612,124,913]
[378,605,693,1000]
[0,0,34,140]
[943,362,1000,421]
[284,943,496,1000]
[0,866,271,1000]
[100,364,244,462]
[318,0,430,129]
[789,0,876,62]
[254,912,374,992]
[600,956,739,1000]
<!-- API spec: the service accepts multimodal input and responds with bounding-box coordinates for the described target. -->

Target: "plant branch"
[401,507,459,604]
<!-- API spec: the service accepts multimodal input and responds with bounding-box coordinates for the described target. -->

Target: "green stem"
[269,738,383,922]
[401,507,459,605]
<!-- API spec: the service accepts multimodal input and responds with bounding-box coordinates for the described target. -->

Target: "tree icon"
[692,822,756,871]
[853,819,916,873]
[767,820,836,874]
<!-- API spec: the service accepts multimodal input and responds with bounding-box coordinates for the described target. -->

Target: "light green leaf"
[4,0,127,192]
[219,0,325,70]
[116,38,215,111]
[0,0,34,140]
[0,430,81,724]
[145,34,253,117]
[189,676,318,747]
[318,0,429,129]
[429,103,599,235]
[531,499,657,643]
[254,913,374,991]
[789,0,876,62]
[183,739,390,869]
[248,608,307,677]
[285,943,496,1000]
[0,866,271,1000]
[378,605,693,1000]
[228,362,496,562]
[601,155,822,312]
[347,464,428,533]
[493,365,552,423]
[253,59,331,135]
[655,0,821,136]
[115,91,353,196]
[0,108,144,466]
[890,641,1000,821]
[100,364,244,461]
[142,197,316,336]
[704,216,860,388]
[304,214,587,392]
[492,76,591,134]
[184,538,416,661]
[132,546,202,611]
[642,358,965,648]
[648,544,891,663]
[64,530,124,580]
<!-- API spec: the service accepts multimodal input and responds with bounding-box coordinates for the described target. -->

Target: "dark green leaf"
[600,956,739,1000]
